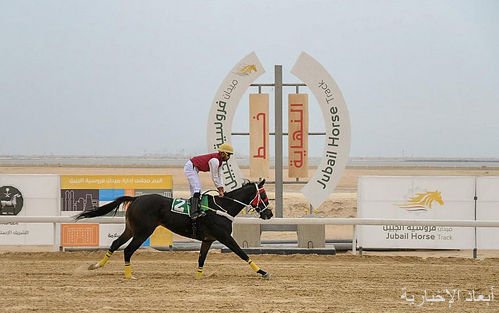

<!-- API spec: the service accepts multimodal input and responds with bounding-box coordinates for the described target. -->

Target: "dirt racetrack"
[1,250,499,313]
[2,165,499,312]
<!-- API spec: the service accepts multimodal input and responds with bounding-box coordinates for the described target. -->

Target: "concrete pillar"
[297,214,325,248]
[232,217,261,248]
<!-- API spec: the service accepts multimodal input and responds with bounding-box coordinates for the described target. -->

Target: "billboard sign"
[358,176,476,249]
[0,175,60,245]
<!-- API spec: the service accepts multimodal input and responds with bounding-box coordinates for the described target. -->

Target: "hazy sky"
[1,1,498,158]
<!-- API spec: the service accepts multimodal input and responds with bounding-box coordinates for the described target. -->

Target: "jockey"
[183,143,234,220]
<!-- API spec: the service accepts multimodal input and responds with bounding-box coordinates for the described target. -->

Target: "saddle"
[171,195,209,217]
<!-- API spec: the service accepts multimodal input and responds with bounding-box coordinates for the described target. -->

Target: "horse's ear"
[258,179,266,188]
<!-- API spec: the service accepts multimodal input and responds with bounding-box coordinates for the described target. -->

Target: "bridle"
[223,183,272,214]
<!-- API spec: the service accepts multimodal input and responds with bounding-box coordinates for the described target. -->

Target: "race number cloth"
[171,196,209,216]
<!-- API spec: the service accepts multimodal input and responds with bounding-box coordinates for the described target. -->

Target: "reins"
[196,193,234,221]
[203,183,271,218]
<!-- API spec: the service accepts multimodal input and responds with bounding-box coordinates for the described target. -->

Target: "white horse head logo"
[1,194,21,209]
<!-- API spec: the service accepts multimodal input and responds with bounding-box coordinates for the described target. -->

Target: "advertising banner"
[288,93,309,178]
[60,175,172,216]
[60,175,173,247]
[476,177,499,250]
[98,224,172,247]
[61,223,99,247]
[99,224,127,247]
[0,175,60,245]
[358,176,476,249]
[249,93,270,178]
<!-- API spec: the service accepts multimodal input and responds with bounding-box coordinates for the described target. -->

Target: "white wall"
[358,176,476,249]
[476,177,499,250]
[0,175,60,245]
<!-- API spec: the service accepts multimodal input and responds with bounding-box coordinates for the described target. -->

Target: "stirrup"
[191,211,206,220]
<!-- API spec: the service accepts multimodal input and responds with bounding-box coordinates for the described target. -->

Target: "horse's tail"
[74,196,137,221]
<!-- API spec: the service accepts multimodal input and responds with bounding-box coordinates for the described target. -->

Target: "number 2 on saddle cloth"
[171,196,209,217]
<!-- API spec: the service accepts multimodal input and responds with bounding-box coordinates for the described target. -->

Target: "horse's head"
[250,179,273,220]
[248,64,257,73]
[432,191,444,206]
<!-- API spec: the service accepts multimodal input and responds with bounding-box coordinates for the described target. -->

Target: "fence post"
[53,222,58,252]
[233,217,261,248]
[274,65,283,218]
[352,225,357,255]
[297,214,325,248]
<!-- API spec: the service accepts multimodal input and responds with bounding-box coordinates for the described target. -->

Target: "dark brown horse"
[75,180,273,279]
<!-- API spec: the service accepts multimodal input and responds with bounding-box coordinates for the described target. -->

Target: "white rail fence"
[2,216,499,253]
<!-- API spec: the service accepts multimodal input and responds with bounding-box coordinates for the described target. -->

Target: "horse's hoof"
[262,272,271,279]
[88,263,100,270]
[125,276,137,280]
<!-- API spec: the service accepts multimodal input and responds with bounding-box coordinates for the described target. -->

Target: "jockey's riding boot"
[190,193,202,220]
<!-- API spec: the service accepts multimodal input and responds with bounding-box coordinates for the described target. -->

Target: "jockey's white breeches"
[184,160,201,196]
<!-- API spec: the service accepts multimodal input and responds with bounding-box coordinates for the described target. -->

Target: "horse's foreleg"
[217,235,270,278]
[88,227,132,270]
[197,240,214,279]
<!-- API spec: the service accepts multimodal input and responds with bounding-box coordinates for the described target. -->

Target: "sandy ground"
[2,166,499,312]
[2,250,499,312]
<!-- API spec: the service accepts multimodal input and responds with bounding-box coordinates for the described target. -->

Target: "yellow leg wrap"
[247,259,260,272]
[196,267,203,279]
[98,251,113,268]
[125,263,133,279]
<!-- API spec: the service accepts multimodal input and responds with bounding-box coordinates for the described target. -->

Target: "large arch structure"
[207,52,350,209]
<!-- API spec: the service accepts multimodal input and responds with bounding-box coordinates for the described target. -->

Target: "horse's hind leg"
[123,232,154,279]
[88,227,133,270]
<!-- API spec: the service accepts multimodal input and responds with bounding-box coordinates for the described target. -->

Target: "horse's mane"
[224,180,255,196]
[407,191,441,208]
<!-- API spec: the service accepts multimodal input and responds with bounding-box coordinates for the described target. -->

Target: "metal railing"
[2,216,499,256]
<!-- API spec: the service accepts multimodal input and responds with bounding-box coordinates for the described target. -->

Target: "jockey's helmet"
[218,143,234,155]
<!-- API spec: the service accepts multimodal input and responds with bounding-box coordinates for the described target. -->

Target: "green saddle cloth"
[171,195,209,216]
